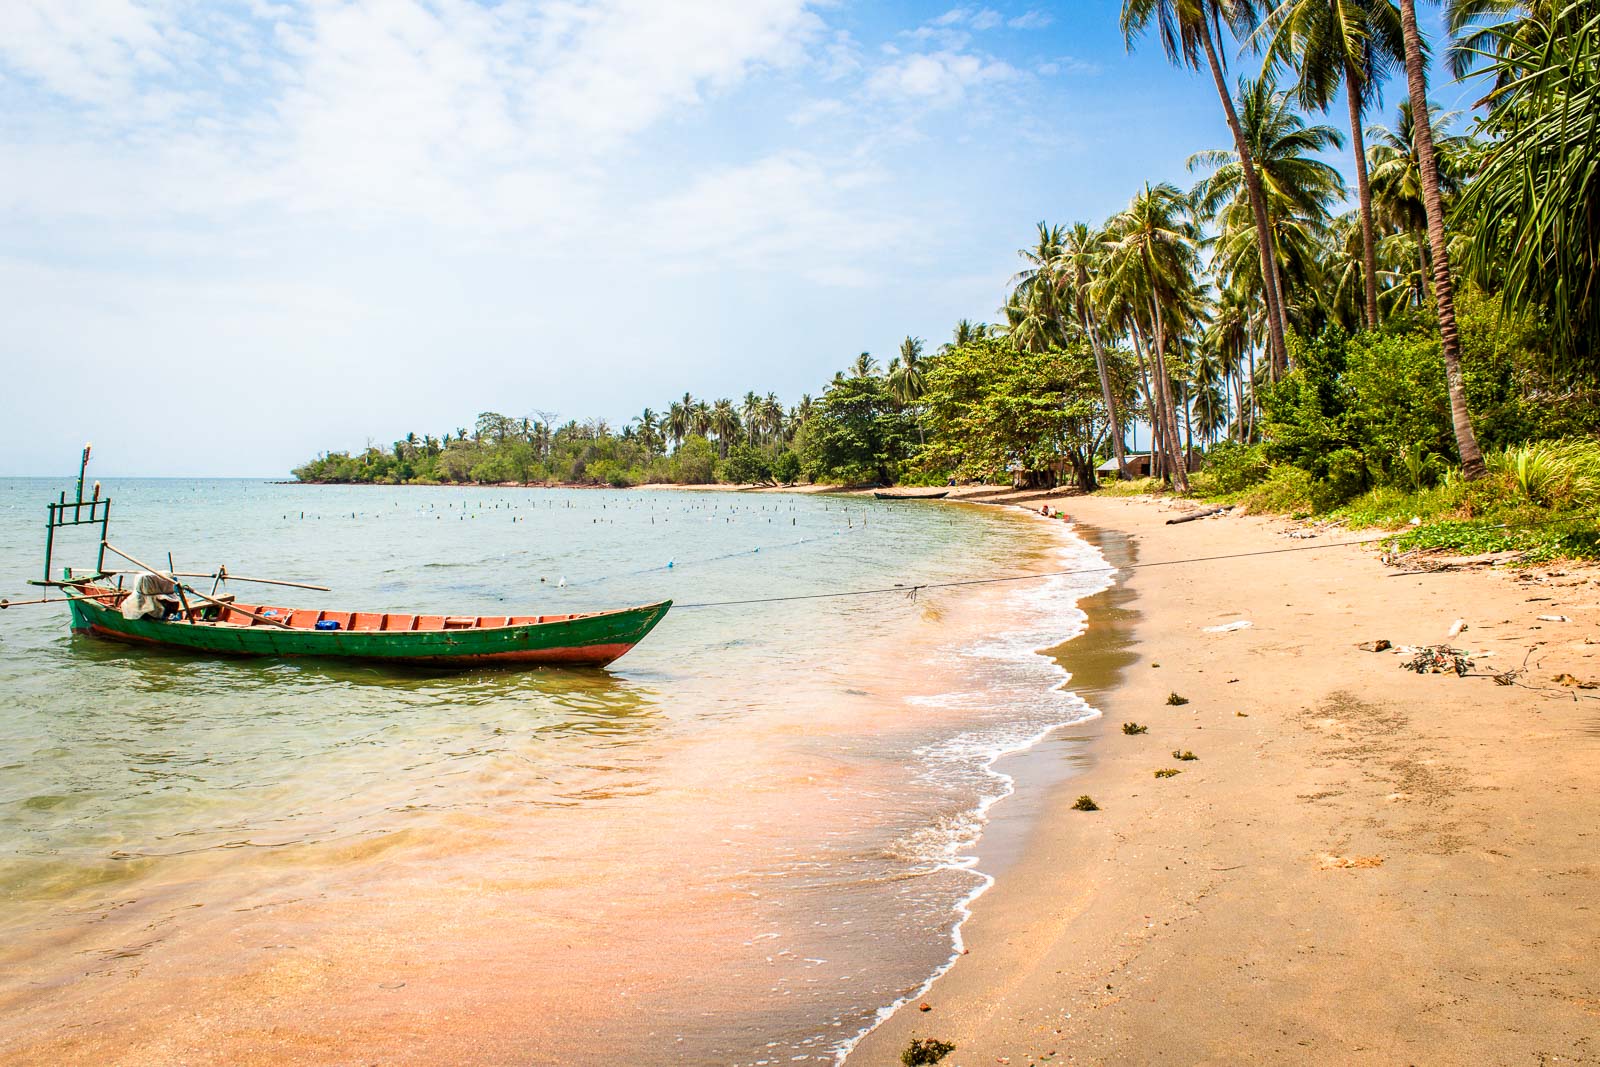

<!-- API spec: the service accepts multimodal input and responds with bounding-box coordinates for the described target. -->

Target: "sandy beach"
[851,492,1600,1066]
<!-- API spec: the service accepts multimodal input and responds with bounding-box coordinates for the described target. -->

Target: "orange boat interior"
[73,583,585,631]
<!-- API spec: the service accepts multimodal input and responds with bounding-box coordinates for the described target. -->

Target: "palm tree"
[942,319,988,352]
[1319,210,1377,331]
[888,336,929,446]
[634,408,662,458]
[789,394,814,439]
[1259,0,1404,329]
[691,400,713,438]
[888,337,926,404]
[710,399,740,457]
[761,393,785,442]
[1010,222,1072,354]
[1367,101,1470,299]
[1102,183,1204,491]
[1062,222,1131,476]
[1204,286,1257,440]
[1444,0,1566,83]
[1189,74,1346,354]
[740,391,762,443]
[1122,0,1291,373]
[1395,0,1485,478]
[667,400,690,449]
[851,351,878,377]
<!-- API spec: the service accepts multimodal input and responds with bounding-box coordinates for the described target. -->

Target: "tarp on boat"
[122,571,177,620]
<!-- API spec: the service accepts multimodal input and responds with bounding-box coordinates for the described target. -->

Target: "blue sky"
[1,1,1467,476]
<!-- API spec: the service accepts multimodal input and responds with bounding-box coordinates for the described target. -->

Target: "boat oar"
[98,569,331,592]
[1,591,125,610]
[101,542,296,631]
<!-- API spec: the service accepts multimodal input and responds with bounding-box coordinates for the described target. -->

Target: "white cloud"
[0,0,829,229]
[0,0,1074,474]
[644,153,912,285]
[788,97,847,126]
[1008,11,1053,30]
[867,50,1018,105]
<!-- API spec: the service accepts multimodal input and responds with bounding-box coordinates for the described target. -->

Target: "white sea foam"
[831,519,1117,1063]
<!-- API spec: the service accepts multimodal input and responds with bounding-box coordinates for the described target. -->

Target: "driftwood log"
[1166,506,1228,526]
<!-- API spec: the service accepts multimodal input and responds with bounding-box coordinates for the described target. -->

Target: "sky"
[1,0,1470,477]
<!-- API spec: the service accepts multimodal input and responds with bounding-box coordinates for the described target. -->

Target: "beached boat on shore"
[10,447,671,668]
[872,490,950,500]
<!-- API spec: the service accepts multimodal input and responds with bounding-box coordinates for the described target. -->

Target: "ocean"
[0,478,1112,1064]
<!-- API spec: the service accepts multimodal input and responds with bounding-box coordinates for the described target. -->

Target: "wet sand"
[851,493,1600,1065]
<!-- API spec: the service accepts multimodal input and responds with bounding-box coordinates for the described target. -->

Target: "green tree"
[1102,182,1204,491]
[1455,1,1600,379]
[1189,75,1346,338]
[1122,0,1292,372]
[1395,0,1487,477]
[709,398,740,457]
[919,337,1135,491]
[1259,0,1405,328]
[1061,222,1133,476]
[800,374,913,484]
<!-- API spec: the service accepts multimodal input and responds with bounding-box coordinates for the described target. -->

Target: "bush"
[770,449,802,484]
[1197,441,1272,494]
[718,443,771,485]
[1311,447,1372,510]
[1072,795,1100,811]
[671,436,717,484]
[1487,439,1600,509]
[586,459,635,487]
[1232,465,1313,513]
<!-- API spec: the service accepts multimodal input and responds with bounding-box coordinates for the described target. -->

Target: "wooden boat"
[58,582,671,668]
[872,490,950,500]
[15,446,671,669]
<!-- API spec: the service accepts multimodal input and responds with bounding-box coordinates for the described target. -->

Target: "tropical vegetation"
[296,2,1600,557]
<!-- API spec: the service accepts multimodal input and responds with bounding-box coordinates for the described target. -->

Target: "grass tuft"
[1072,795,1100,811]
[1154,768,1181,778]
[1094,476,1164,497]
[1171,749,1198,761]
[1122,722,1149,734]
[1166,693,1190,706]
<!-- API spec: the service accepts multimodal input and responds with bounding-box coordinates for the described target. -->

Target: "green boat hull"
[65,594,671,669]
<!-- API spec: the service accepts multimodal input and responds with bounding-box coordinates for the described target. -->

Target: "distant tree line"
[291,327,1129,490]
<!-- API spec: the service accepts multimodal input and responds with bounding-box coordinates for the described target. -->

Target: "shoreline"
[835,512,1121,1063]
[849,492,1600,1065]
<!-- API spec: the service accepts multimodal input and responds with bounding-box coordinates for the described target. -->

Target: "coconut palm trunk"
[1198,20,1290,374]
[1344,55,1382,329]
[1129,325,1165,480]
[1397,0,1486,479]
[1079,297,1130,478]
[1146,294,1190,492]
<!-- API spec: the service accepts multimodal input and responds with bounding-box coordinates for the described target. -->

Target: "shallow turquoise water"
[0,477,1111,1064]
